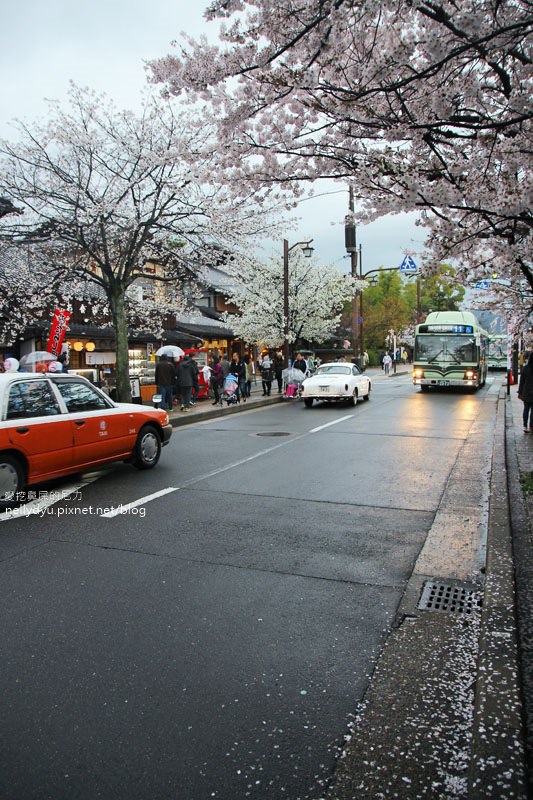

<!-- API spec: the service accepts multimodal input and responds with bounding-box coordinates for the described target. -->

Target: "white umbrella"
[155,345,184,359]
[19,351,58,372]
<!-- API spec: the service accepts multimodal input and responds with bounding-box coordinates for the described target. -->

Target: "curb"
[167,393,284,428]
[468,388,528,798]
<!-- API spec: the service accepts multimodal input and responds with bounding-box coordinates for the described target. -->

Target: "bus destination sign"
[419,324,474,334]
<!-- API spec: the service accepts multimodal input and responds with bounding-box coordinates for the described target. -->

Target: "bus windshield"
[415,334,477,363]
[488,340,505,358]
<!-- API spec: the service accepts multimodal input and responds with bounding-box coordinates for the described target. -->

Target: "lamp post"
[283,238,314,365]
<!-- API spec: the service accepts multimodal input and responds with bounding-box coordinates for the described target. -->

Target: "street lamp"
[283,238,314,365]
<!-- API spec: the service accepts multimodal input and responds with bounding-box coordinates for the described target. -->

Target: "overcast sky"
[0,0,426,274]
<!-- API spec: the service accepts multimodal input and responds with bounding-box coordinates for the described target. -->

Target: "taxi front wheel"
[0,454,25,506]
[133,425,161,470]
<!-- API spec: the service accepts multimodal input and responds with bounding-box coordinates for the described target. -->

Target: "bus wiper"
[428,349,444,363]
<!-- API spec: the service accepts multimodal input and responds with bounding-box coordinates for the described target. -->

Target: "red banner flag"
[46,309,71,357]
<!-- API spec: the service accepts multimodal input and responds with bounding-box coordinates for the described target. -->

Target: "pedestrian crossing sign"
[399,255,418,273]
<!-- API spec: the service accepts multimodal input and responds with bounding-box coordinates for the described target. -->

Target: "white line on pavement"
[99,486,180,517]
[309,414,354,433]
[0,475,101,524]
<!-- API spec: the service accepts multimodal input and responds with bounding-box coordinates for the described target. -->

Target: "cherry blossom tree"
[0,85,283,399]
[151,0,532,314]
[0,245,59,344]
[221,250,363,349]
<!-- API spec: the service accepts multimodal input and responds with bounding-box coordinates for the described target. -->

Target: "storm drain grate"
[255,432,292,437]
[418,581,483,614]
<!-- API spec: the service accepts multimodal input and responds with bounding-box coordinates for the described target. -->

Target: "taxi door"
[5,378,73,480]
[53,379,131,468]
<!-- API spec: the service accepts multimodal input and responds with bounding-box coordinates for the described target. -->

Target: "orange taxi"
[0,372,172,506]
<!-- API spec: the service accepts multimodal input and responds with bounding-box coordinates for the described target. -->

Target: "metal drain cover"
[418,581,483,614]
[256,431,291,437]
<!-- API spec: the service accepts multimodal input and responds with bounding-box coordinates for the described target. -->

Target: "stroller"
[222,374,240,405]
[281,367,306,399]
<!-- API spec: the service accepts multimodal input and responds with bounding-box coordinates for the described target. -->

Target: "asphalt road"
[0,373,501,800]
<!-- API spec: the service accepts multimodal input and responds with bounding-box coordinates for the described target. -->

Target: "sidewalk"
[326,382,532,799]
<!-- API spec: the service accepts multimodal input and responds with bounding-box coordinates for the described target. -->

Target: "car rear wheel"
[0,454,25,507]
[304,398,314,408]
[133,425,161,470]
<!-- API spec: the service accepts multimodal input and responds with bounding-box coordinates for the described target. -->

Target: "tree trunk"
[109,288,131,403]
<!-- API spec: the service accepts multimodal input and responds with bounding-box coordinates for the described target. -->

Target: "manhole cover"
[255,432,292,437]
[418,581,483,614]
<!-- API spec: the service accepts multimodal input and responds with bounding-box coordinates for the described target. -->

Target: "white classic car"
[300,362,371,407]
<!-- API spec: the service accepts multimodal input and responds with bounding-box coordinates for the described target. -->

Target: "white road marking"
[99,486,180,517]
[102,439,305,517]
[0,476,100,523]
[180,435,307,486]
[2,407,359,523]
[310,414,354,433]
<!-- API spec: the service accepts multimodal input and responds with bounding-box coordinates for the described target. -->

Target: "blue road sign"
[475,281,490,289]
[399,255,418,273]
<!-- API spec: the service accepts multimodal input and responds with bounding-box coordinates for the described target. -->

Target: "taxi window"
[55,381,110,413]
[6,380,62,419]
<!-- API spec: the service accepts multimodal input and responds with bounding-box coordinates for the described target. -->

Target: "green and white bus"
[412,311,489,391]
[487,333,508,370]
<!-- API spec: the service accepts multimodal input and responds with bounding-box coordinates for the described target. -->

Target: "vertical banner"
[46,309,71,357]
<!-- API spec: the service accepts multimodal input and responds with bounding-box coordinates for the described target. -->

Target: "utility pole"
[358,243,364,360]
[345,187,358,363]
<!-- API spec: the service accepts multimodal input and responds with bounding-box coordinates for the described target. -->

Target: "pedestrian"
[293,352,307,375]
[190,355,199,405]
[243,353,254,397]
[220,353,230,380]
[383,351,392,376]
[176,354,195,411]
[210,356,224,405]
[260,353,274,395]
[518,352,533,432]
[230,352,246,402]
[155,355,176,411]
[273,351,284,393]
[363,350,369,370]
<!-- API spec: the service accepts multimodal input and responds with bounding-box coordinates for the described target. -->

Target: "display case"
[128,348,145,377]
[139,359,156,385]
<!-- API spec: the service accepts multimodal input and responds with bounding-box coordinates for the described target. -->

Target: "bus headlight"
[413,368,424,379]
[464,370,477,380]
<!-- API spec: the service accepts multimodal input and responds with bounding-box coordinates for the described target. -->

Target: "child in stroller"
[281,367,305,399]
[222,374,240,405]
